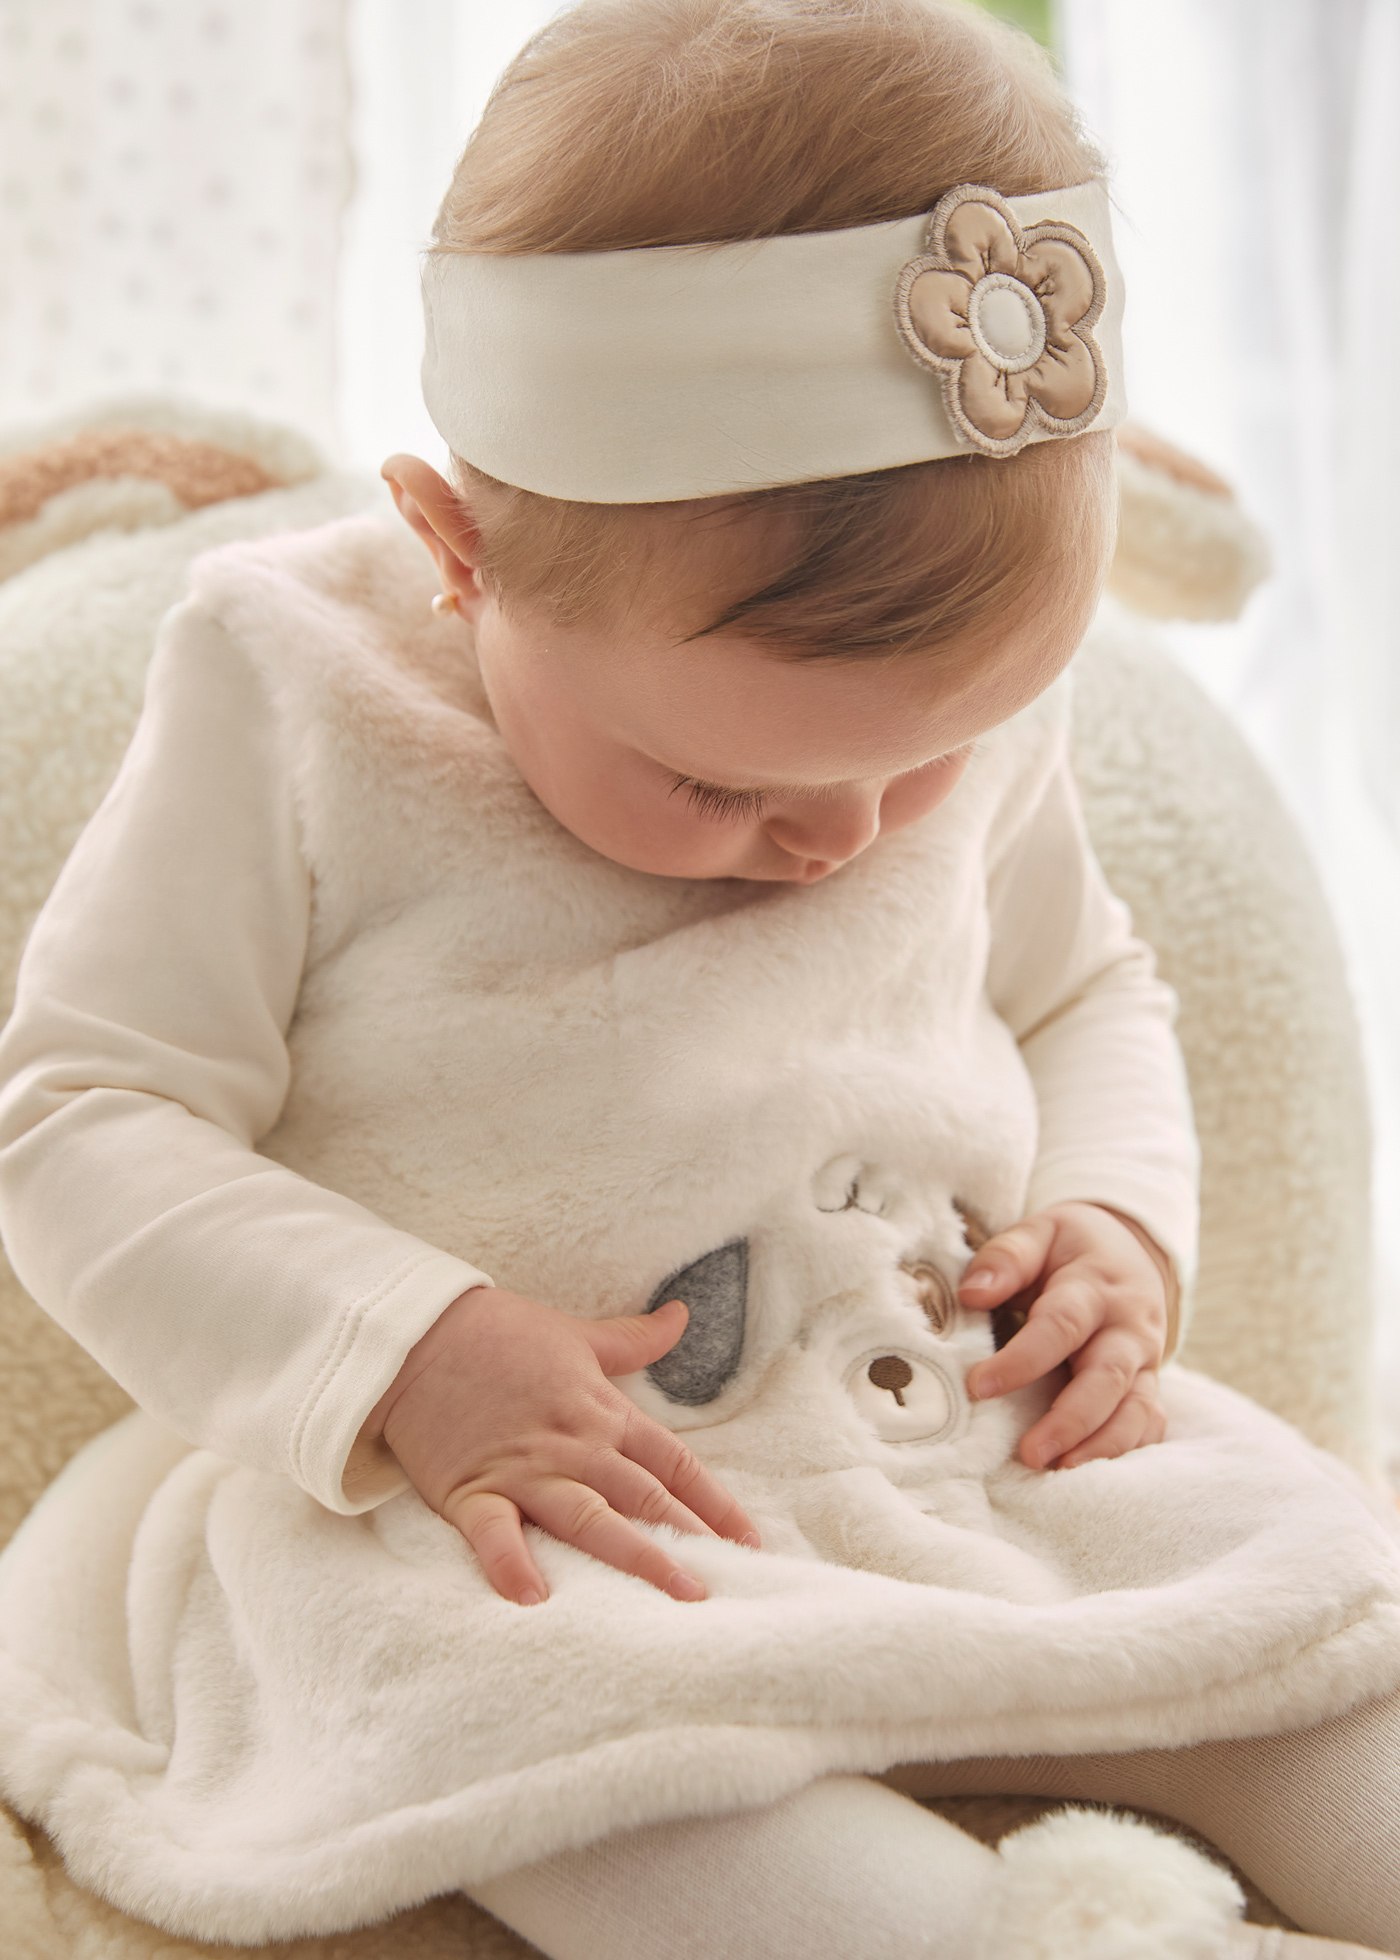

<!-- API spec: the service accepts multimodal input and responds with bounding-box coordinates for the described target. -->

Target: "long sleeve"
[984,708,1201,1365]
[0,594,496,1514]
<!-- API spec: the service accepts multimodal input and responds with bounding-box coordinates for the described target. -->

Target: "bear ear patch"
[953,1196,1032,1352]
[898,1258,957,1335]
[645,1238,749,1406]
[952,1195,992,1251]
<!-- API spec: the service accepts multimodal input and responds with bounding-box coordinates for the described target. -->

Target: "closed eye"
[666,741,982,825]
[666,776,770,822]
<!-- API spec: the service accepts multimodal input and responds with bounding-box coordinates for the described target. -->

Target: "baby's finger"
[583,1444,720,1540]
[966,1274,1098,1401]
[957,1214,1054,1310]
[443,1486,551,1607]
[525,1473,713,1602]
[1051,1371,1163,1469]
[1016,1330,1148,1467]
[618,1400,763,1550]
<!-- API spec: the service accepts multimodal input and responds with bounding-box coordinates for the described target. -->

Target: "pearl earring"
[431,590,459,617]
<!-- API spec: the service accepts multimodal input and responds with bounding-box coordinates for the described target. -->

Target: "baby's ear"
[1109,419,1272,623]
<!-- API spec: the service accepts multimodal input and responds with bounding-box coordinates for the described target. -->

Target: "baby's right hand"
[364,1286,762,1607]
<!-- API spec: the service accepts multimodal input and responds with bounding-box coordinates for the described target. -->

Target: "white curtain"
[1056,0,1400,1473]
[336,0,562,482]
[0,0,353,457]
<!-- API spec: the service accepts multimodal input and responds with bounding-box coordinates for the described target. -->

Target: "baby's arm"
[982,689,1200,1366]
[0,593,496,1515]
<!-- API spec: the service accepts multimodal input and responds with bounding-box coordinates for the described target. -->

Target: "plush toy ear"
[1108,419,1273,623]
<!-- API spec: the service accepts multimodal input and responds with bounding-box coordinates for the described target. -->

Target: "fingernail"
[669,1572,708,1601]
[961,1270,996,1291]
[969,1372,999,1400]
[518,1587,545,1606]
[741,1531,761,1549]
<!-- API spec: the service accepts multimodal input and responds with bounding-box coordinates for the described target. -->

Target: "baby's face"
[465,599,1073,884]
[383,455,1088,883]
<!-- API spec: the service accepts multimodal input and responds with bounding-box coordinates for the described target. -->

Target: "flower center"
[966,272,1047,374]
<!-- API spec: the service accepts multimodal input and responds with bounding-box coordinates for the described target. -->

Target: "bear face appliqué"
[640,1160,1014,1455]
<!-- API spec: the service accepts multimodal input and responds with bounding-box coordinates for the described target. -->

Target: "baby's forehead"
[584,611,1041,791]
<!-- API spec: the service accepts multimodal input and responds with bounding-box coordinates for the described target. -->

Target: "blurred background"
[0,0,1396,1468]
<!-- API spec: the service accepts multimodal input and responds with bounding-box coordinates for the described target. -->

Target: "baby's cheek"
[574,782,752,879]
[875,757,972,836]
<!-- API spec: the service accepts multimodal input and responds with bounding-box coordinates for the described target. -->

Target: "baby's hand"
[362,1286,763,1607]
[958,1201,1172,1472]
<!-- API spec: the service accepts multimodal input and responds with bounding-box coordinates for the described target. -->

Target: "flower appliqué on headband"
[892,183,1109,457]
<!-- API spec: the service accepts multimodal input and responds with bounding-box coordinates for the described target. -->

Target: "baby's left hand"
[959,1201,1172,1471]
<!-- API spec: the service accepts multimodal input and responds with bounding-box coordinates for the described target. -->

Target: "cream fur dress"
[1,506,1399,1947]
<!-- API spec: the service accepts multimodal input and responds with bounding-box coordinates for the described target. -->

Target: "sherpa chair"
[0,393,1389,1955]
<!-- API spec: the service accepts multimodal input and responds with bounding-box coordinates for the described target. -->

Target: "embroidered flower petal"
[959,353,1032,441]
[1020,236,1098,331]
[905,266,978,360]
[1024,327,1099,422]
[941,198,1021,281]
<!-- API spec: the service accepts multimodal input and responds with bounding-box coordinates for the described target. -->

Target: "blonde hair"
[426,0,1119,666]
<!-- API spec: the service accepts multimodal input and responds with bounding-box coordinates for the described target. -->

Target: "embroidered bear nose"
[867,1354,914,1402]
[845,1346,960,1444]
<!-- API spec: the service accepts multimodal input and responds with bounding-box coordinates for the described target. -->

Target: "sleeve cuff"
[293,1249,497,1514]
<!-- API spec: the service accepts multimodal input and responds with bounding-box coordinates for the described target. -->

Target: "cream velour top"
[0,572,1200,1517]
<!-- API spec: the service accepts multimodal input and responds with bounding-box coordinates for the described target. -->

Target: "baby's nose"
[764,790,881,864]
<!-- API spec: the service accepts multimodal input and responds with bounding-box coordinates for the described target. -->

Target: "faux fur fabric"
[981,1806,1249,1960]
[1,503,1398,1951]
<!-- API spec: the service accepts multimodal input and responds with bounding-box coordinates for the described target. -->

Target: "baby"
[363,439,1180,1614]
[3,2,1400,1959]
[361,9,1185,1626]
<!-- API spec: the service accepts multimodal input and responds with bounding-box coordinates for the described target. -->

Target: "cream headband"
[420,177,1126,503]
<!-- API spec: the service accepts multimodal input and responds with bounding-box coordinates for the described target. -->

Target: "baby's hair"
[427,0,1119,666]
